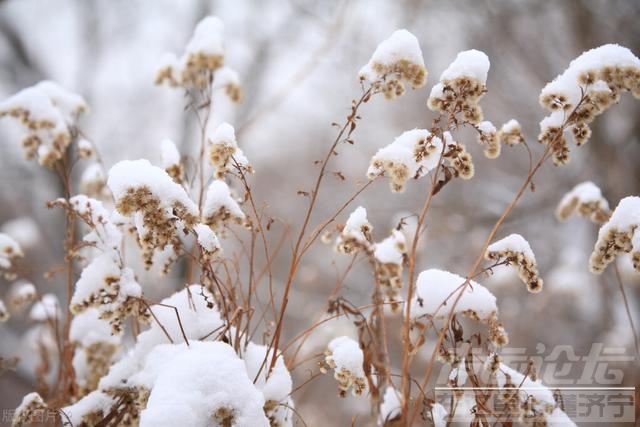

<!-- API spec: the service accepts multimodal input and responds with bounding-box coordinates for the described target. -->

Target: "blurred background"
[0,0,639,425]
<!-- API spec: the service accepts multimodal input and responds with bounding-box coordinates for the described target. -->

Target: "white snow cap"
[590,196,640,273]
[29,293,61,322]
[99,285,224,389]
[0,80,87,124]
[379,387,402,425]
[410,269,497,320]
[477,121,496,133]
[243,342,294,427]
[185,16,225,58]
[70,308,120,348]
[69,195,122,252]
[202,180,245,224]
[500,119,521,134]
[359,29,425,77]
[556,181,610,221]
[193,223,221,253]
[8,280,37,308]
[107,159,198,216]
[0,232,23,269]
[1,217,40,249]
[439,49,490,85]
[136,341,270,427]
[540,44,640,109]
[341,206,371,245]
[160,139,181,168]
[486,233,536,261]
[328,336,366,378]
[595,196,640,232]
[373,229,406,265]
[367,128,443,192]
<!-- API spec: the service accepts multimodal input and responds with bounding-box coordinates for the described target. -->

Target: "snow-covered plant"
[589,196,640,274]
[0,14,638,427]
[485,234,543,293]
[359,29,427,99]
[556,181,610,223]
[320,336,368,397]
[0,81,88,167]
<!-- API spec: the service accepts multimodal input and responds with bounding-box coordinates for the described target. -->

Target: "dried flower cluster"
[70,309,121,395]
[367,129,443,192]
[155,17,223,87]
[485,234,543,293]
[442,132,474,180]
[0,232,23,280]
[154,16,242,102]
[11,392,50,427]
[202,180,246,230]
[475,120,500,158]
[320,336,368,397]
[160,139,183,183]
[0,81,87,167]
[556,181,610,223]
[107,159,199,268]
[373,230,406,312]
[497,119,525,147]
[207,122,252,178]
[79,163,108,199]
[7,280,37,309]
[335,206,372,254]
[427,49,490,124]
[538,44,640,165]
[589,196,640,274]
[358,29,427,99]
[0,299,8,322]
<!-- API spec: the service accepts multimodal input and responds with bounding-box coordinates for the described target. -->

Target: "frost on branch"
[0,81,87,167]
[107,159,199,267]
[320,336,368,397]
[335,206,372,254]
[367,129,443,192]
[589,196,640,274]
[373,229,406,312]
[427,49,490,123]
[538,44,640,165]
[485,234,543,293]
[358,29,427,99]
[556,181,610,223]
[410,269,507,347]
[202,179,246,229]
[0,232,23,280]
[207,122,252,179]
